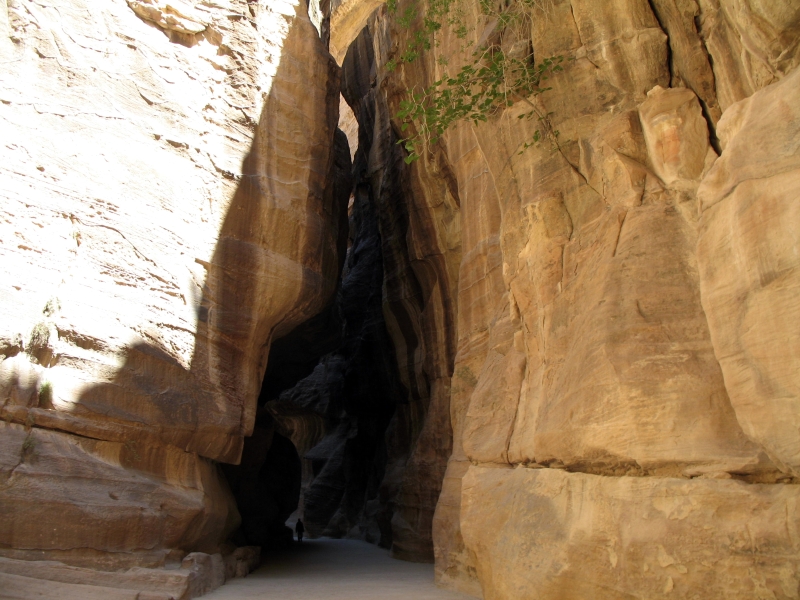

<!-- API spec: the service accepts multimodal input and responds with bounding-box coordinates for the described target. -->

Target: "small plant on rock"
[38,381,53,409]
[389,0,562,162]
[27,322,49,354]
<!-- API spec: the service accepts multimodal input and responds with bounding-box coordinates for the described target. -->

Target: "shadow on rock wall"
[0,2,348,566]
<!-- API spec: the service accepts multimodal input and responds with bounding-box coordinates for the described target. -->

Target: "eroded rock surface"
[697,65,800,478]
[337,0,800,597]
[0,0,342,464]
[462,466,800,599]
[0,0,345,591]
[341,21,461,562]
[1,0,799,596]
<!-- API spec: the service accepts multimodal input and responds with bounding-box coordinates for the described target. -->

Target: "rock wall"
[343,0,800,597]
[0,0,345,587]
[267,172,404,547]
[341,20,462,562]
[1,0,798,596]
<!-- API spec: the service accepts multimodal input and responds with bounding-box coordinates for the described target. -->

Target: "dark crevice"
[699,99,722,155]
[221,27,418,550]
[219,8,442,562]
[646,0,675,85]
[646,0,721,154]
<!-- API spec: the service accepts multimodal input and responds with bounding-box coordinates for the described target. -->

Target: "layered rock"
[268,179,403,546]
[336,0,800,597]
[697,65,800,479]
[0,0,345,588]
[462,466,800,599]
[341,20,462,562]
[222,125,353,553]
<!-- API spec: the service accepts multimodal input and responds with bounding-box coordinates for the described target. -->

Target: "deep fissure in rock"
[220,31,436,554]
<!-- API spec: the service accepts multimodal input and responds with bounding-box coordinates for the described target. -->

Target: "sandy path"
[202,538,477,600]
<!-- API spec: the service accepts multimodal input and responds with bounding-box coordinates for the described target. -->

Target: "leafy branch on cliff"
[388,0,562,163]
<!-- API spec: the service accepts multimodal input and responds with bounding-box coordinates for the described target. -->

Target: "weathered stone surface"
[462,466,800,600]
[336,18,461,563]
[649,0,721,127]
[697,65,800,477]
[0,0,342,464]
[0,546,258,599]
[0,556,189,600]
[0,0,344,591]
[0,421,235,568]
[696,0,800,111]
[339,0,800,596]
[330,0,384,64]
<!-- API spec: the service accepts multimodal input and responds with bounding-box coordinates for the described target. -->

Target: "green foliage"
[389,0,562,162]
[42,297,60,317]
[38,381,53,409]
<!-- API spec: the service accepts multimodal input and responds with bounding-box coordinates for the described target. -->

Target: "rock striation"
[1,0,799,597]
[0,0,345,592]
[338,0,800,597]
[340,21,461,562]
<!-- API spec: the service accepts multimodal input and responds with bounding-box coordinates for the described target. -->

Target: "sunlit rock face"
[0,0,344,579]
[333,0,800,597]
[697,66,800,479]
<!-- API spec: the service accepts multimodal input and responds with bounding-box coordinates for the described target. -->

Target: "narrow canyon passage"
[1,0,799,599]
[202,539,473,600]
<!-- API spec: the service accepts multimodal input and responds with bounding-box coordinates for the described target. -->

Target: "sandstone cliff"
[1,0,799,597]
[0,0,345,592]
[340,0,800,597]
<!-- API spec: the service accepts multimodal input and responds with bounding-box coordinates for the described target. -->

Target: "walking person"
[295,519,305,543]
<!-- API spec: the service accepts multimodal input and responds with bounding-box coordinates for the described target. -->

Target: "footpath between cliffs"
[202,538,474,600]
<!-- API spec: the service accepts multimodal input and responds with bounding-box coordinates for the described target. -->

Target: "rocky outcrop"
[334,0,800,597]
[329,0,384,64]
[462,466,800,599]
[0,0,345,590]
[697,65,800,479]
[0,547,259,600]
[0,0,343,461]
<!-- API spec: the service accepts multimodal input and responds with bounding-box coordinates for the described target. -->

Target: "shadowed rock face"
[223,421,302,550]
[342,0,800,597]
[338,22,460,562]
[262,140,411,550]
[1,0,799,596]
[0,0,346,588]
[227,23,457,560]
[220,128,353,552]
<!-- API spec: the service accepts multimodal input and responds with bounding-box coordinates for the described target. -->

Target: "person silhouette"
[295,519,305,543]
